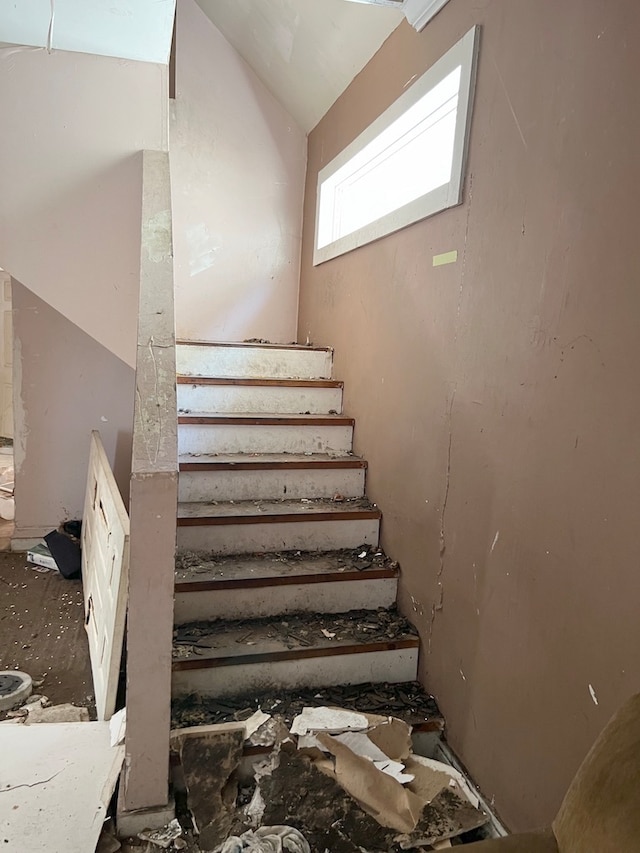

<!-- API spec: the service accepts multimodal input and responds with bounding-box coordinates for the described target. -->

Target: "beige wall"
[12,280,135,542]
[170,0,306,343]
[299,0,640,831]
[0,46,167,367]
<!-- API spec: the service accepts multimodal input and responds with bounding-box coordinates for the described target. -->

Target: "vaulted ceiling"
[195,0,404,132]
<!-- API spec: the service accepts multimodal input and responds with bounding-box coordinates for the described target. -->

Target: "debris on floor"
[138,819,184,849]
[170,704,487,852]
[172,723,246,850]
[0,553,93,710]
[5,694,90,724]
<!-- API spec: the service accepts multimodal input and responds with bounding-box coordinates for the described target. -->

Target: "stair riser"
[177,384,342,415]
[174,577,397,623]
[176,517,380,554]
[171,648,418,698]
[178,467,365,502]
[178,424,353,455]
[176,345,332,380]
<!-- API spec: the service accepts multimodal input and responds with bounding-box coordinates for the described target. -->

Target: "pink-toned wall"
[12,280,135,541]
[298,0,640,831]
[0,47,167,366]
[170,0,306,344]
[0,47,167,538]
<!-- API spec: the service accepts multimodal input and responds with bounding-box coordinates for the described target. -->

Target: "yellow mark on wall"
[432,250,458,267]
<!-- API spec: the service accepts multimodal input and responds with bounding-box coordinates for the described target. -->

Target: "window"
[314,26,479,265]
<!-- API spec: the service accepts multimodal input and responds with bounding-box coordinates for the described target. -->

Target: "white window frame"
[313,25,480,266]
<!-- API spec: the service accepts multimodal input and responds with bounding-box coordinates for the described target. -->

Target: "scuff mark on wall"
[142,209,172,264]
[491,55,528,150]
[187,222,220,277]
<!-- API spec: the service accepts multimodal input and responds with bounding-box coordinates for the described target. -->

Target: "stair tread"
[172,680,442,731]
[175,546,397,586]
[177,376,342,388]
[178,413,353,424]
[177,498,378,521]
[173,608,418,667]
[179,452,365,468]
[176,339,332,352]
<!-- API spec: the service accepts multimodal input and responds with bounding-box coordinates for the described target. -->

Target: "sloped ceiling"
[195,0,404,132]
[0,0,176,64]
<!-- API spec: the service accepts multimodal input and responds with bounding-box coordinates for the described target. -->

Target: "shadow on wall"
[10,277,135,544]
[3,155,143,369]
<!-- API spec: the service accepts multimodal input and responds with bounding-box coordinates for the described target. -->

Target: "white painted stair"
[172,340,419,698]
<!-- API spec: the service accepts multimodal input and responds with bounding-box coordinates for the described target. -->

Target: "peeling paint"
[142,209,172,264]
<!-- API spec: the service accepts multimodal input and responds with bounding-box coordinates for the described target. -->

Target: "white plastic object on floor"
[0,670,32,711]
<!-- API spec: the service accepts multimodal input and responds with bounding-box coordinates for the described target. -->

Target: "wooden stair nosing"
[178,414,354,427]
[175,565,398,593]
[176,339,331,353]
[177,508,381,527]
[177,376,343,389]
[172,637,419,671]
[178,457,367,472]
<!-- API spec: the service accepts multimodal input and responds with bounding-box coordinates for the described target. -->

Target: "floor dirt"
[0,551,93,712]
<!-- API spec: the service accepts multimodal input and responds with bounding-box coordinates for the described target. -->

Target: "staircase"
[171,341,420,700]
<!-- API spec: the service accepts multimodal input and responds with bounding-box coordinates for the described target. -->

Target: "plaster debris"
[174,724,245,850]
[138,818,183,849]
[244,709,272,740]
[490,531,500,553]
[290,707,368,736]
[589,684,599,706]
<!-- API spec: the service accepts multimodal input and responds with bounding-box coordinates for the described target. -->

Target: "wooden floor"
[0,551,93,710]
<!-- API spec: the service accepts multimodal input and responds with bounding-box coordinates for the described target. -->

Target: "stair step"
[176,498,381,553]
[178,413,354,456]
[177,376,343,415]
[171,609,419,698]
[178,453,367,502]
[174,547,398,623]
[171,680,443,733]
[176,341,333,380]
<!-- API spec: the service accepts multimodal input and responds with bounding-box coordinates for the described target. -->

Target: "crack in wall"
[428,391,455,654]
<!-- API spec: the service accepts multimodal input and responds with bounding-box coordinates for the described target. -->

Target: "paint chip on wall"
[433,250,458,267]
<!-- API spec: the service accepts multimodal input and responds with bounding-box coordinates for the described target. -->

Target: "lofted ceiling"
[0,0,176,64]
[195,0,405,132]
